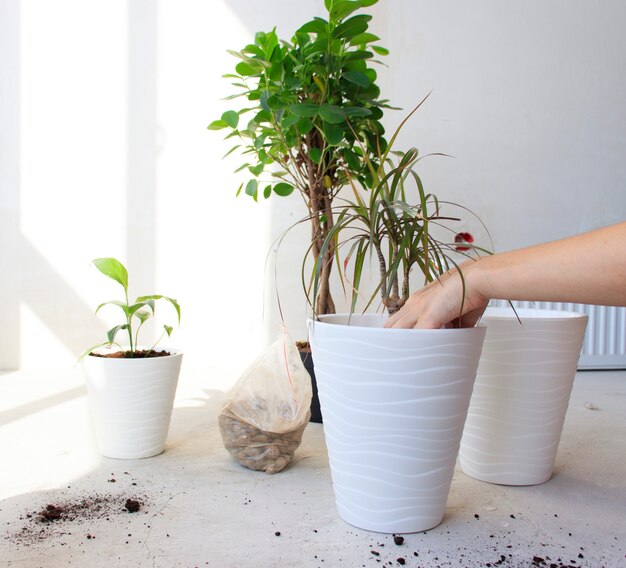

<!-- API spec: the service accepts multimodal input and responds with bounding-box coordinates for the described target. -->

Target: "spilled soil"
[5,473,147,548]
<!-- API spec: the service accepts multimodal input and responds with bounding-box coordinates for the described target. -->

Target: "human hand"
[384,262,488,329]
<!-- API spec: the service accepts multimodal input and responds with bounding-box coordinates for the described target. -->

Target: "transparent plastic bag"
[218,333,312,474]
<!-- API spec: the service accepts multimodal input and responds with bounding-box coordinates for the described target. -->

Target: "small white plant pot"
[459,308,588,486]
[82,349,183,459]
[309,314,486,533]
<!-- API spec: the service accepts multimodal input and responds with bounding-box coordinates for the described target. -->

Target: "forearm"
[470,222,626,307]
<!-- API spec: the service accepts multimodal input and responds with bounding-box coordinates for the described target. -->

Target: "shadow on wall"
[0,1,157,369]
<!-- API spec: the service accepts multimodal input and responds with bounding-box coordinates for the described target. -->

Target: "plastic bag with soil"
[218,333,312,474]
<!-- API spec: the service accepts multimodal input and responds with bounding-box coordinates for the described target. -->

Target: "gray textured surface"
[1,368,624,567]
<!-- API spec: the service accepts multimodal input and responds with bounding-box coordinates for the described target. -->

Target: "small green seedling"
[82,258,180,359]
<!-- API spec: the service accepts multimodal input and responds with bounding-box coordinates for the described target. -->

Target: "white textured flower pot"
[82,349,183,459]
[309,314,486,534]
[459,308,588,486]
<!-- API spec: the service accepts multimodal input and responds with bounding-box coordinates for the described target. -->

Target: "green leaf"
[330,0,377,21]
[305,38,328,55]
[349,32,380,44]
[259,91,270,112]
[284,77,302,89]
[128,300,155,318]
[79,341,118,362]
[333,15,371,40]
[285,131,298,147]
[297,117,314,134]
[163,325,174,338]
[221,110,239,128]
[319,104,346,124]
[245,179,258,200]
[263,29,279,60]
[297,17,328,35]
[309,147,322,164]
[263,185,272,199]
[134,310,151,324]
[235,61,259,76]
[107,324,129,345]
[253,135,266,150]
[269,60,283,81]
[371,45,389,56]
[222,144,241,159]
[344,106,372,118]
[369,106,384,120]
[258,149,271,164]
[344,50,373,61]
[281,114,300,129]
[242,43,264,57]
[322,122,344,145]
[234,162,251,173]
[93,258,128,293]
[95,300,129,316]
[136,295,181,324]
[266,94,285,111]
[255,109,272,123]
[343,71,370,88]
[248,163,264,176]
[207,119,228,130]
[289,103,319,117]
[342,148,361,170]
[273,182,294,197]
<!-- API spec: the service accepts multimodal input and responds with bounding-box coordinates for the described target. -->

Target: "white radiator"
[489,301,626,370]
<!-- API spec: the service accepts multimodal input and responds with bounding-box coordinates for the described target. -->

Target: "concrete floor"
[0,367,624,568]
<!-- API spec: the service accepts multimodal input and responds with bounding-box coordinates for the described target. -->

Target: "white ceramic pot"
[309,314,486,533]
[459,308,588,485]
[82,349,183,459]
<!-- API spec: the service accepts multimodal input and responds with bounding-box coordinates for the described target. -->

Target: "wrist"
[465,256,491,305]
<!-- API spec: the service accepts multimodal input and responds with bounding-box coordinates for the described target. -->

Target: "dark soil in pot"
[297,343,322,424]
[90,350,171,359]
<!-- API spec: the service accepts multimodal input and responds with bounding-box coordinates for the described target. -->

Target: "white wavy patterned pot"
[82,349,183,459]
[459,308,588,485]
[309,314,486,534]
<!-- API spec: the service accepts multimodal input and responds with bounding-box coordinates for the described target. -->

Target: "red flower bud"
[454,232,474,252]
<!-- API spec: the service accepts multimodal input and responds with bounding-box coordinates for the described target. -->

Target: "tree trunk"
[304,135,336,316]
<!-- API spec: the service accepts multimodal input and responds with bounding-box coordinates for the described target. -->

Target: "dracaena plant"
[307,106,492,322]
[83,258,181,358]
[209,0,394,315]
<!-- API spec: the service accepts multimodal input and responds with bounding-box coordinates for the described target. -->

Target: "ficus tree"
[209,0,394,315]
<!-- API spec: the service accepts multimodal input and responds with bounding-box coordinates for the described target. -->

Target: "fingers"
[384,270,469,330]
[384,310,420,329]
[383,309,405,328]
[384,289,426,329]
[384,294,439,330]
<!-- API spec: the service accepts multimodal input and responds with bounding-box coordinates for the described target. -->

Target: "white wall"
[1,0,625,372]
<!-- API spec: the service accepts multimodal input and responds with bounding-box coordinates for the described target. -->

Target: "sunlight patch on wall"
[20,0,128,311]
[155,1,272,373]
